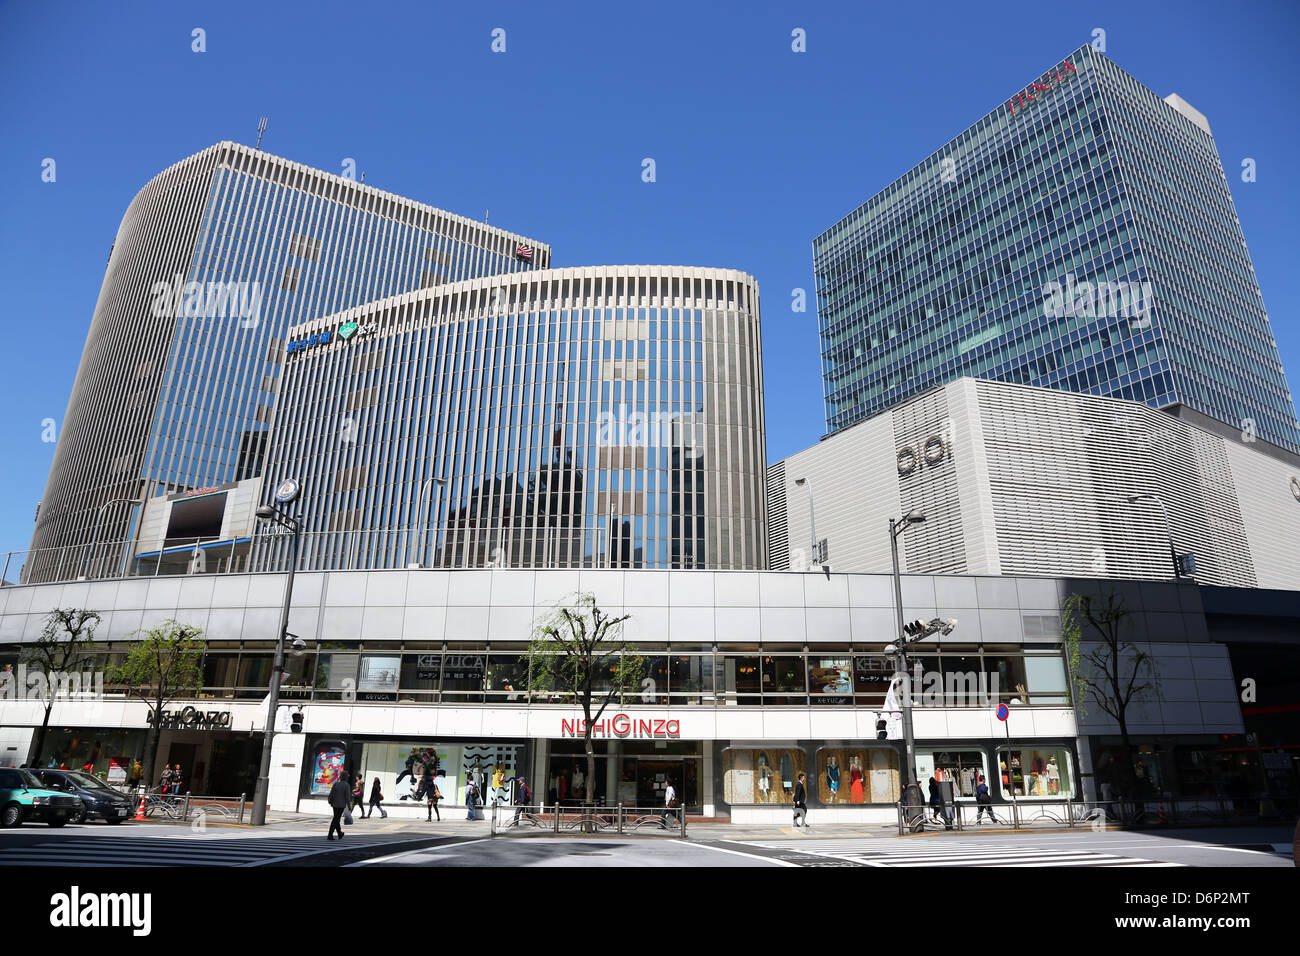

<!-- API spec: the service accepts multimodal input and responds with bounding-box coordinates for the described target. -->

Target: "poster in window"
[311,745,346,795]
[359,656,400,693]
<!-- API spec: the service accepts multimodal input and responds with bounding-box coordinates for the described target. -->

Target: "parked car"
[0,767,81,827]
[34,769,134,824]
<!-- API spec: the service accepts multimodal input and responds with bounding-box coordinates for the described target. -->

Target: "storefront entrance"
[634,759,685,810]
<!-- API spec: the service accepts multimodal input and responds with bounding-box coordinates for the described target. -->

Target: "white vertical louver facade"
[29,142,549,582]
[262,265,766,571]
[768,377,1300,587]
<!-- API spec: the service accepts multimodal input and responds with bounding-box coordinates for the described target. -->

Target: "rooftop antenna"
[360,171,366,184]
[485,208,490,222]
[255,117,268,150]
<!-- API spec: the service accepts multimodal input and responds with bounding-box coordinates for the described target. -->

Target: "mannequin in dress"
[757,753,773,802]
[849,754,865,803]
[826,755,840,803]
[572,764,586,799]
[1046,756,1061,795]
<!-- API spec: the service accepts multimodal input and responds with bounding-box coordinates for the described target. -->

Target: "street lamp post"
[1126,493,1183,579]
[793,477,819,567]
[407,476,447,568]
[81,497,142,580]
[889,511,926,789]
[251,479,303,827]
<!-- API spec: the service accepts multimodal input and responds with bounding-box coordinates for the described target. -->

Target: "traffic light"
[902,620,928,639]
[290,711,304,733]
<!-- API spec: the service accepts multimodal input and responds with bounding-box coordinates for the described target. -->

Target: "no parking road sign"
[996,703,1009,721]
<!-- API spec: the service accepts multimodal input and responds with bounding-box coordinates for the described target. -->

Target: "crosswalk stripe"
[737,837,1185,868]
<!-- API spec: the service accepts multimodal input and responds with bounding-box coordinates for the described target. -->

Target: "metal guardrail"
[896,793,1285,834]
[490,803,687,838]
[136,788,246,824]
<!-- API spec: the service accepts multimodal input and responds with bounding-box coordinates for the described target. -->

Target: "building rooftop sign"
[1007,60,1077,115]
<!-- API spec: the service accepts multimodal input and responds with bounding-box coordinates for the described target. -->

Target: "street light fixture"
[251,479,303,827]
[793,477,822,568]
[888,511,931,793]
[80,497,143,580]
[408,476,448,568]
[1125,493,1192,579]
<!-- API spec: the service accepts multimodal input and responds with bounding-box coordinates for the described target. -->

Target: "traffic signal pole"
[890,517,918,790]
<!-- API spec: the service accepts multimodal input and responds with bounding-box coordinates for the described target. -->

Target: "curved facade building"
[29,142,548,582]
[262,265,766,570]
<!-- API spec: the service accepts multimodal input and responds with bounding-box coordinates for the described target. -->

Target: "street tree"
[110,620,205,791]
[1062,590,1161,800]
[20,608,101,766]
[524,593,643,829]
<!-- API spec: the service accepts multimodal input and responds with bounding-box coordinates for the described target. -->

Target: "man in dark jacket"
[793,772,809,828]
[975,774,1000,824]
[327,772,352,840]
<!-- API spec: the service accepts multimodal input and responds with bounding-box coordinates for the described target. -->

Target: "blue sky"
[1,0,1297,560]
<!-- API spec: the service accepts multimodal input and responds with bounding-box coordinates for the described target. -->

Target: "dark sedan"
[34,769,135,824]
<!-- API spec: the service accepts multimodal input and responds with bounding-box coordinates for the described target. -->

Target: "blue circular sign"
[274,478,301,504]
[996,703,1009,721]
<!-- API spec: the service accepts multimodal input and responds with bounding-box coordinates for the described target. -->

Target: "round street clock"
[274,478,302,504]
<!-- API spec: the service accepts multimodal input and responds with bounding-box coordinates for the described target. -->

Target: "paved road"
[0,821,1291,867]
[710,828,1294,868]
[355,836,779,867]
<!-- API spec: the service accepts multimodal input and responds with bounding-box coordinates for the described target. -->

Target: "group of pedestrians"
[789,771,1004,828]
[157,763,184,803]
[326,769,497,838]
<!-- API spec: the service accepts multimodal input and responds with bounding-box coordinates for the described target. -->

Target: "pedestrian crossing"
[0,836,382,867]
[740,837,1185,867]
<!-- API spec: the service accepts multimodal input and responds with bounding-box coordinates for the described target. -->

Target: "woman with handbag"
[351,774,365,820]
[368,777,387,819]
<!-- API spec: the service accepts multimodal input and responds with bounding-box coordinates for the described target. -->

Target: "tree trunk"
[29,699,54,766]
[585,732,597,832]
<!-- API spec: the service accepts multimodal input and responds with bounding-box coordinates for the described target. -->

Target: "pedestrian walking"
[928,776,943,824]
[327,772,351,840]
[351,774,365,820]
[512,776,537,826]
[465,777,479,820]
[660,779,678,828]
[170,764,184,796]
[368,777,387,819]
[158,765,174,794]
[792,771,809,828]
[975,774,1000,824]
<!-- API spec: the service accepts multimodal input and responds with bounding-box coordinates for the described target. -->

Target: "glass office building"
[262,265,766,571]
[815,45,1300,452]
[28,142,548,582]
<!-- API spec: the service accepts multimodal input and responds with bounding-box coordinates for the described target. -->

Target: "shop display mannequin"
[571,765,586,799]
[826,755,840,803]
[849,754,865,803]
[1046,756,1061,795]
[779,753,794,795]
[757,753,773,802]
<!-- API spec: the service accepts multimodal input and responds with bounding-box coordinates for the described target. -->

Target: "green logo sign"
[337,321,359,340]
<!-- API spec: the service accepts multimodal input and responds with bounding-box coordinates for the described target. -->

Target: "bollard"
[237,793,246,824]
[182,792,192,821]
[618,803,624,834]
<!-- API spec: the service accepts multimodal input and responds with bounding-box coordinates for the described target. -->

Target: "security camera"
[290,637,307,652]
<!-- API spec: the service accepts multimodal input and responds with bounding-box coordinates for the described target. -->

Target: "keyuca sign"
[1007,60,1076,115]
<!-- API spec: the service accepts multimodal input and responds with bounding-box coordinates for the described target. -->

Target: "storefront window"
[998,748,1073,798]
[762,655,805,704]
[987,651,1029,705]
[1093,743,1168,797]
[352,740,526,807]
[809,656,853,705]
[439,652,487,702]
[668,655,711,702]
[484,654,528,702]
[315,651,358,701]
[817,748,899,804]
[1023,654,1070,705]
[916,750,987,799]
[358,654,400,701]
[201,653,239,697]
[33,728,147,780]
[722,747,805,805]
[720,653,761,705]
[235,653,272,699]
[854,654,892,705]
[639,655,669,704]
